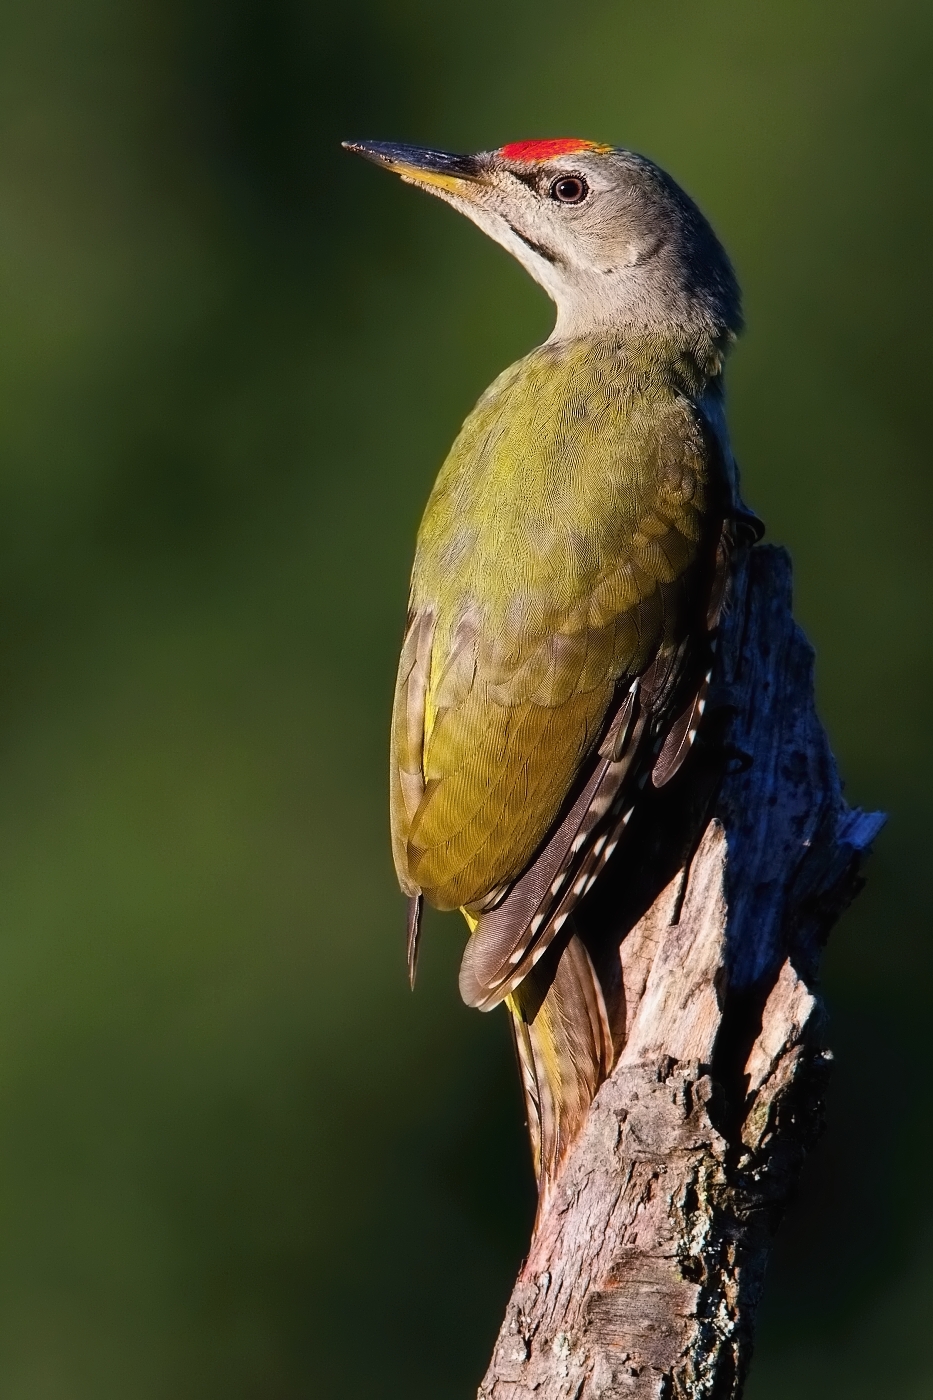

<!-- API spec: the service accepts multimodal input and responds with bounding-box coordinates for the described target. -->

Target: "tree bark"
[478,545,884,1400]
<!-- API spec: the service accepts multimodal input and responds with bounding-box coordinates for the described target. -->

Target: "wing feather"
[389,609,435,896]
[389,343,729,930]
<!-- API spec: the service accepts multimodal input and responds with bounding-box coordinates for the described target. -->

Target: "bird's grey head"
[344,137,741,344]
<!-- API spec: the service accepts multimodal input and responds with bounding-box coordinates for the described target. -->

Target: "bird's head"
[344,137,741,342]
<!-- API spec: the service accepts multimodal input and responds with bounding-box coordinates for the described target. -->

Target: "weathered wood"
[478,545,884,1400]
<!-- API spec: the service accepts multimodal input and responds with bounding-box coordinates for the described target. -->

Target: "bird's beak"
[342,140,484,197]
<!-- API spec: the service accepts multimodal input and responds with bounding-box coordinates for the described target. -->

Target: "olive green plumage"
[391,332,721,913]
[348,135,752,1196]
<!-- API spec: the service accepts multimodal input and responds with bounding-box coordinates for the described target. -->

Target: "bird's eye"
[549,175,588,205]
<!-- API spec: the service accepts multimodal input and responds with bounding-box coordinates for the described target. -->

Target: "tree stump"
[478,545,884,1400]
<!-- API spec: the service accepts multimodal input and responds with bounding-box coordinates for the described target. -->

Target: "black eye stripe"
[509,168,541,193]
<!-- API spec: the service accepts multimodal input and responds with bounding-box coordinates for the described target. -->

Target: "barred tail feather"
[506,928,613,1196]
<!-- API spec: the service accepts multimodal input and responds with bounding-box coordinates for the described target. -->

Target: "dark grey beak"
[342,140,482,187]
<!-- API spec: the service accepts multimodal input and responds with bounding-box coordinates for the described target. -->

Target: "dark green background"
[0,0,928,1394]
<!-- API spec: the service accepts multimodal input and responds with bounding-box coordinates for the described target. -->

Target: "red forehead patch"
[499,137,602,163]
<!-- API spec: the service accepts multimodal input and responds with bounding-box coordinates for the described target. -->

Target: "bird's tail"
[506,926,613,1198]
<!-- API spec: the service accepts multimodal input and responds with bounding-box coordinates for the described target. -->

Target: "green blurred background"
[0,0,928,1394]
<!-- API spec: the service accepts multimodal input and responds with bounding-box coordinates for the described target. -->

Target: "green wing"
[390,338,719,913]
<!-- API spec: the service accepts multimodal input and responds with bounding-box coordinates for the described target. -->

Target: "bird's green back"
[391,332,724,912]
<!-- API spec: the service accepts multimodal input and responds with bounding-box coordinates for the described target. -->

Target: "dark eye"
[549,174,588,205]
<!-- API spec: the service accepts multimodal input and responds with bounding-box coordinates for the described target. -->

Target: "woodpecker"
[345,136,760,1195]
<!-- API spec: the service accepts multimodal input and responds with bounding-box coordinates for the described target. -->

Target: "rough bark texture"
[478,546,884,1400]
